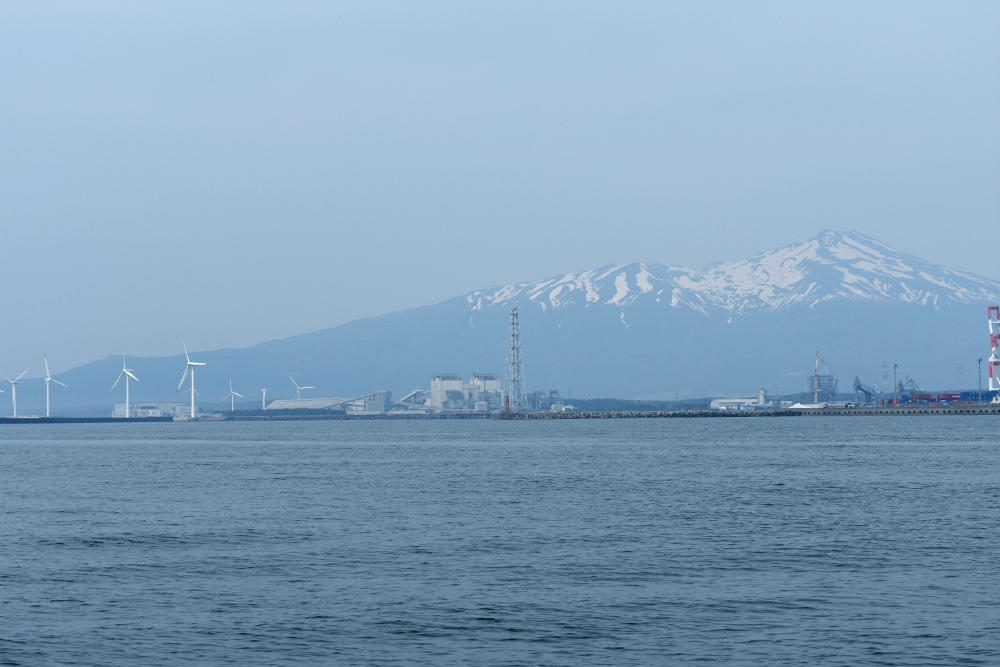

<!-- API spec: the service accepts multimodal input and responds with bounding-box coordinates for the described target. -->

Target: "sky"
[1,1,998,375]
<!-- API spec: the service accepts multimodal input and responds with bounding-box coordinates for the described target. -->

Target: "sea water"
[1,417,999,665]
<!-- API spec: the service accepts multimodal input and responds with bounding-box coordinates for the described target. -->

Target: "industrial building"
[265,397,353,411]
[261,376,500,414]
[264,390,393,414]
[429,373,502,411]
[710,397,762,411]
[113,402,194,418]
[364,390,393,413]
[528,390,565,412]
[711,387,791,411]
[430,374,464,410]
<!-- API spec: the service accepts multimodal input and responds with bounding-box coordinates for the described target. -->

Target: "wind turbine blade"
[34,385,45,397]
[1,376,11,383]
[183,340,191,363]
[177,366,190,392]
[53,380,69,388]
[290,376,300,389]
[14,369,28,382]
[44,354,51,378]
[302,386,315,390]
[125,370,139,382]
[233,392,243,398]
[111,371,125,391]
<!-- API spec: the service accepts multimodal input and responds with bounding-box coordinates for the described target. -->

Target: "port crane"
[852,377,879,406]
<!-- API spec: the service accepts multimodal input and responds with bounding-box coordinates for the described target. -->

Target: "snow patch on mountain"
[472,231,1000,316]
[608,273,629,305]
[636,266,654,293]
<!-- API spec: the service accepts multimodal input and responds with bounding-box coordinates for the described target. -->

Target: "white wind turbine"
[176,341,207,419]
[41,354,69,418]
[223,379,243,412]
[2,369,29,418]
[111,351,139,418]
[260,388,271,410]
[289,376,314,400]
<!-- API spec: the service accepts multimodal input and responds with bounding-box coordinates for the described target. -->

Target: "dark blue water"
[2,418,999,665]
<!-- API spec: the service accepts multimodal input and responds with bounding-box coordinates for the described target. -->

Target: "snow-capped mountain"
[45,230,1000,411]
[468,231,1000,317]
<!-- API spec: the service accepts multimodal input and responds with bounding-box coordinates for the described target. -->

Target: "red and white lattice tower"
[989,306,1000,391]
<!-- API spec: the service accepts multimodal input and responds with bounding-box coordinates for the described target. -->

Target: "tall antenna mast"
[813,350,819,404]
[506,307,528,412]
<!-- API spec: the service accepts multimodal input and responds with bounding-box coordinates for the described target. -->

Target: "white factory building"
[113,402,194,418]
[710,387,792,410]
[429,373,502,411]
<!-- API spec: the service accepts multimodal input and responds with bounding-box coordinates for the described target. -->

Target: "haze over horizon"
[3,1,998,375]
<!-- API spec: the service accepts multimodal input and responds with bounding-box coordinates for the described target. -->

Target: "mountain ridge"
[17,230,1000,413]
[466,230,1000,317]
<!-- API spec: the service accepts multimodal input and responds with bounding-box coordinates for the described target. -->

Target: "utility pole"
[893,363,898,406]
[979,358,983,404]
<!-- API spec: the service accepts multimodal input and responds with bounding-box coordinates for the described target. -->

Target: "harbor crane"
[852,377,879,406]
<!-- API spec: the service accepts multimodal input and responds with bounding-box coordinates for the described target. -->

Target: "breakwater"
[494,405,1000,419]
[226,412,492,421]
[800,405,1000,416]
[493,409,802,419]
[0,416,173,425]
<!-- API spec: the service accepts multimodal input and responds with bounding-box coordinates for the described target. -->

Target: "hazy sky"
[2,1,998,374]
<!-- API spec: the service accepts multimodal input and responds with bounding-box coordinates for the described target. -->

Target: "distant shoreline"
[4,405,999,424]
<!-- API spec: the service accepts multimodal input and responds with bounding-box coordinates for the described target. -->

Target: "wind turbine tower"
[505,308,528,412]
[261,388,270,410]
[111,352,139,418]
[41,354,68,418]
[177,341,208,419]
[289,376,314,401]
[223,379,243,412]
[2,369,28,418]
